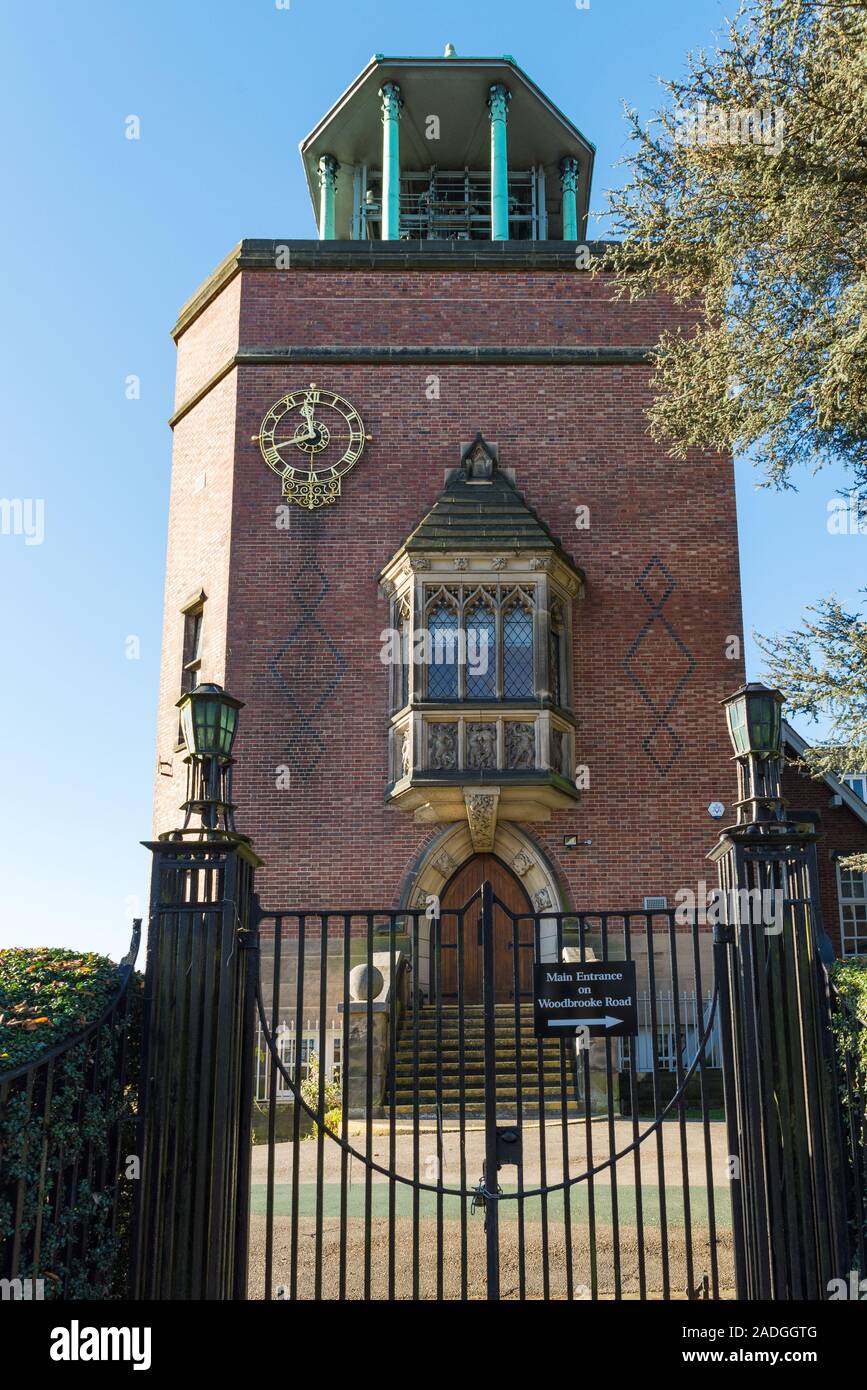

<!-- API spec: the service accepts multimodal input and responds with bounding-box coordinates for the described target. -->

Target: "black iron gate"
[251,882,727,1301]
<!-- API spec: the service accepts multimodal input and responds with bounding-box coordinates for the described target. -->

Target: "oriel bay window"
[379,433,585,829]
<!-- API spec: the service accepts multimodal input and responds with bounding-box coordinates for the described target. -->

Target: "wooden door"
[438,854,535,1004]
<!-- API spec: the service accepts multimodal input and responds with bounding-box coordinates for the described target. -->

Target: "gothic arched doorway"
[439,853,534,1004]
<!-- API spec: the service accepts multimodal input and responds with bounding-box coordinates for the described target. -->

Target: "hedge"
[0,946,140,1299]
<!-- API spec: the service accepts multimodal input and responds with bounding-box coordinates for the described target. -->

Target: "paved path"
[248,1118,735,1300]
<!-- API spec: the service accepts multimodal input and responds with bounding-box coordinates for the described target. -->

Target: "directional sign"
[533,961,638,1039]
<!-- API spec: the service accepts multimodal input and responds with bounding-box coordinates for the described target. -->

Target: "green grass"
[251,1182,732,1228]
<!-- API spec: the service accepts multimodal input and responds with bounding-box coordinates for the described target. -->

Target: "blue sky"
[0,0,861,960]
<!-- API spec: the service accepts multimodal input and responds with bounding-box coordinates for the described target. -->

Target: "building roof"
[783,720,867,829]
[386,433,583,578]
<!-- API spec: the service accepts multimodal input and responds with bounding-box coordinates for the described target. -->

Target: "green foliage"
[831,955,867,1074]
[605,0,867,495]
[300,1053,342,1138]
[830,956,867,1265]
[0,951,141,1299]
[0,947,124,1071]
[755,593,867,869]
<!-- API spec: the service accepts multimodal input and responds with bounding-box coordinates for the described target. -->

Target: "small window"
[178,601,204,743]
[837,864,867,956]
[181,605,203,694]
[843,773,867,802]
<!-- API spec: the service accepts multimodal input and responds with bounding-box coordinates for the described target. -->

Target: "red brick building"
[152,53,865,990]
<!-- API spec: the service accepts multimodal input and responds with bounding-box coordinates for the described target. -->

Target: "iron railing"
[252,892,725,1301]
[0,921,140,1299]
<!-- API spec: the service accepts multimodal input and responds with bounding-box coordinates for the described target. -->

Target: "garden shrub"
[0,948,140,1298]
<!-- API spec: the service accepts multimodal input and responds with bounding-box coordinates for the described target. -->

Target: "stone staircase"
[388,1003,584,1117]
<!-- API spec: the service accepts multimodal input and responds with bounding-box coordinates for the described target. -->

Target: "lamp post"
[173,682,245,839]
[134,683,261,1299]
[708,681,848,1300]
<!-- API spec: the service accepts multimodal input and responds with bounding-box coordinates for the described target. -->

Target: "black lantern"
[178,683,242,761]
[174,683,245,839]
[721,682,786,828]
[723,682,783,760]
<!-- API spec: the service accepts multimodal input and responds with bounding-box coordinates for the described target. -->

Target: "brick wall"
[782,756,867,955]
[154,257,746,916]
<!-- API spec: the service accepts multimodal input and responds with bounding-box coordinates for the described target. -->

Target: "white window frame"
[836,862,867,957]
[842,772,867,802]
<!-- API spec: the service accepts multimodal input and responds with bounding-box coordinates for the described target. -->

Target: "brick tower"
[154,50,745,973]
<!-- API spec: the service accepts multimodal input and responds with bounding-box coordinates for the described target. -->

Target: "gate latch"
[496,1126,522,1167]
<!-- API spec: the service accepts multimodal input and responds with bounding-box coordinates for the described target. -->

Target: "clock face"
[254,384,368,510]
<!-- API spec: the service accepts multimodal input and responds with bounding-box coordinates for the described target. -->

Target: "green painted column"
[487,83,511,241]
[560,157,579,241]
[379,82,403,240]
[317,154,338,241]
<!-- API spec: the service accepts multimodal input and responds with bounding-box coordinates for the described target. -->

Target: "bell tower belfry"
[299,48,595,242]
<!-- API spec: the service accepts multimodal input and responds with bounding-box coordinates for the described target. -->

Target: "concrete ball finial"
[349,963,384,1002]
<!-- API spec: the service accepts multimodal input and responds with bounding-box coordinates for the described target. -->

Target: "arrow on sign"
[549,1015,623,1030]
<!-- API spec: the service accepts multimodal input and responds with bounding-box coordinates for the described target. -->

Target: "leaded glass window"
[428,602,459,699]
[465,600,497,699]
[504,602,534,698]
[399,608,410,709]
[549,628,562,706]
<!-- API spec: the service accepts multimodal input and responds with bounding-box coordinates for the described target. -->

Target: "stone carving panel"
[466,722,497,770]
[428,722,458,771]
[505,722,535,769]
[550,728,565,777]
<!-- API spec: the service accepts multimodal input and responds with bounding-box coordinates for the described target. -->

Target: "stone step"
[389,1073,566,1084]
[390,1093,584,1108]
[397,1028,544,1039]
[391,1045,561,1056]
[391,1105,586,1118]
[390,1082,580,1098]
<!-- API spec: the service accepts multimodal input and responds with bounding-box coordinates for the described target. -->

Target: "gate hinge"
[712,922,735,946]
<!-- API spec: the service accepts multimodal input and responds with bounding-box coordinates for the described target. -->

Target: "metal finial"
[444,42,457,57]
